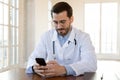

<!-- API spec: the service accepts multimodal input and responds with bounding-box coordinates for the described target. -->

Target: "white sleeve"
[26,34,47,73]
[70,34,97,76]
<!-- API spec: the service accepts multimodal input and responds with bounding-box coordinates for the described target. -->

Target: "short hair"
[51,2,73,18]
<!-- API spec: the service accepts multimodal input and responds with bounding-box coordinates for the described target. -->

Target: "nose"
[57,23,61,28]
[56,22,63,29]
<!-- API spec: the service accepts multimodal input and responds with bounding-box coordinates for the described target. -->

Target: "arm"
[70,34,97,76]
[26,35,47,73]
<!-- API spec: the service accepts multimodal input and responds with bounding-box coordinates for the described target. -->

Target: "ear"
[70,16,74,23]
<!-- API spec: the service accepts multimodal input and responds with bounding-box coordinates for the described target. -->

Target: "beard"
[56,27,70,37]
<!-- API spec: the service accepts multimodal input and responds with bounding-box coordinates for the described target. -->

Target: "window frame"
[0,0,26,72]
[84,0,120,60]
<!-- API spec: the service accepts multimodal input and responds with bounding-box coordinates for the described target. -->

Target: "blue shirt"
[57,27,76,75]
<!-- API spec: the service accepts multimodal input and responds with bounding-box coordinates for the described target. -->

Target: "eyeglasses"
[53,20,67,25]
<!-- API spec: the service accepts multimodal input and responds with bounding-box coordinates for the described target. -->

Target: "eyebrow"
[53,20,66,22]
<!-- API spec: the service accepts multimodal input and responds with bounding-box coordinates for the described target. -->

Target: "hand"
[43,60,67,77]
[33,63,47,77]
[33,61,67,77]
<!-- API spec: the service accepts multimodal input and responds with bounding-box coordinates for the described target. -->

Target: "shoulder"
[73,27,92,45]
[73,28,93,46]
[40,29,55,39]
[73,28,90,39]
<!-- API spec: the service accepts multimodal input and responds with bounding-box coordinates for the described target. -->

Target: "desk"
[0,68,99,80]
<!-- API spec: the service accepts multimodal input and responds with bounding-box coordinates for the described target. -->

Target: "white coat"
[26,27,97,76]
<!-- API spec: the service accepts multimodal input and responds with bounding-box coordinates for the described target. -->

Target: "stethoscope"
[52,39,77,60]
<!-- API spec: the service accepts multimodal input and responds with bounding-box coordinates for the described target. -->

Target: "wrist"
[32,66,35,73]
[64,65,76,76]
[62,66,67,76]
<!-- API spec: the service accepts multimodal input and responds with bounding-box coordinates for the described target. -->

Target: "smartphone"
[35,58,46,66]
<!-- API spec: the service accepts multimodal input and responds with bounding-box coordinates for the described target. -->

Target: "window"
[0,0,19,71]
[84,1,120,59]
[48,0,52,30]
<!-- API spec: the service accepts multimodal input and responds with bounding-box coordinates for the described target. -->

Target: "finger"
[44,72,55,76]
[34,65,48,70]
[44,69,55,73]
[35,69,44,73]
[39,66,48,70]
[34,63,40,67]
[33,64,41,70]
[37,73,45,77]
[33,66,38,71]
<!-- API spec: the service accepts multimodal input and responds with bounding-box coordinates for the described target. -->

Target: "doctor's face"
[52,11,73,36]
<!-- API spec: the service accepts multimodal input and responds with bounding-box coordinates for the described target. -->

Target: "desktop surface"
[0,68,98,80]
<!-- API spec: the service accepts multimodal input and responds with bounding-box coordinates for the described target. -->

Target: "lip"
[58,29,65,32]
[57,28,65,31]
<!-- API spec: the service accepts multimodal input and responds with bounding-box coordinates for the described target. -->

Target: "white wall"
[34,0,48,43]
[26,0,48,58]
[26,0,35,59]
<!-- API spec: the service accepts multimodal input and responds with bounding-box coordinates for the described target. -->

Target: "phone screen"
[35,58,46,66]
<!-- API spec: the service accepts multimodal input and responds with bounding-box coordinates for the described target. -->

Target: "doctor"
[26,2,97,77]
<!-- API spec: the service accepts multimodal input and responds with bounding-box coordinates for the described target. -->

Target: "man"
[26,2,97,77]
